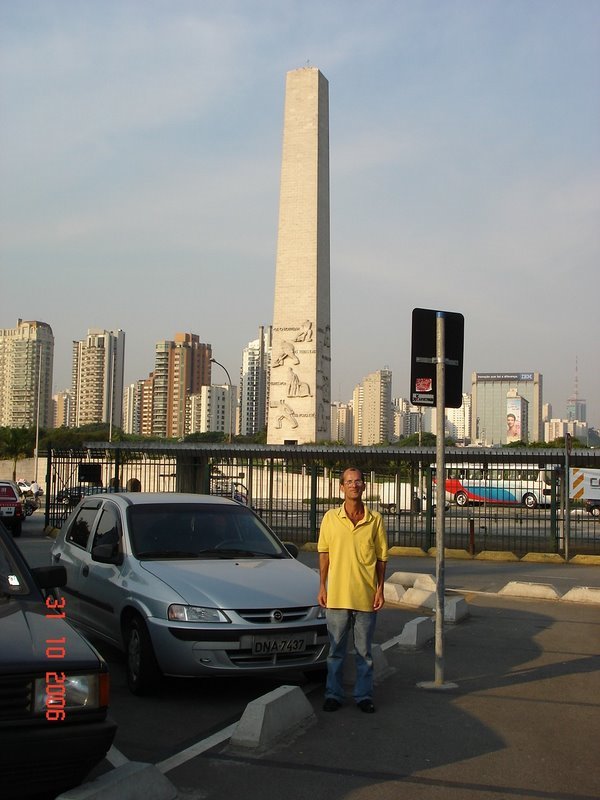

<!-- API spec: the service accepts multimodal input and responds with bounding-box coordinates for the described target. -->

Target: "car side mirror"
[32,565,67,590]
[282,541,299,559]
[92,543,123,565]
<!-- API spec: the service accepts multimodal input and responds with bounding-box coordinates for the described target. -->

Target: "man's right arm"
[318,552,329,607]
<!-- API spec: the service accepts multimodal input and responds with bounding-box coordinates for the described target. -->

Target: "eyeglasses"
[343,480,364,486]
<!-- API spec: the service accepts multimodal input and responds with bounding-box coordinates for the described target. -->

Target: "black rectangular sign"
[410,308,464,408]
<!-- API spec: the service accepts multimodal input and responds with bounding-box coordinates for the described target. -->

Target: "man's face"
[341,469,365,500]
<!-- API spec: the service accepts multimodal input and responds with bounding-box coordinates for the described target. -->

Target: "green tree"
[0,427,35,481]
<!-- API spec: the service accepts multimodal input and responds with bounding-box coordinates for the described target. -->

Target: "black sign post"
[412,309,463,691]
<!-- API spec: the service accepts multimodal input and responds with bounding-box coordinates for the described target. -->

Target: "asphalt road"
[13,511,600,797]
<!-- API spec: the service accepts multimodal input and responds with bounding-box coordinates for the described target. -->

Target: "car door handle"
[82,565,89,577]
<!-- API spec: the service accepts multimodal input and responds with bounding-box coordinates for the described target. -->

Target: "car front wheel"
[124,614,162,695]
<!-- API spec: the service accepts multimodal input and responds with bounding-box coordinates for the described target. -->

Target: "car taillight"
[15,501,24,518]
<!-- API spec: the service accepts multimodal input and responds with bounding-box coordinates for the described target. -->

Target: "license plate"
[252,635,307,655]
[0,507,14,517]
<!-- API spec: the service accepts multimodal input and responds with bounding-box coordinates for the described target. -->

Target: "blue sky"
[1,1,598,426]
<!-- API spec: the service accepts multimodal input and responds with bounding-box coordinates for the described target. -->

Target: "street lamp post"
[210,358,234,444]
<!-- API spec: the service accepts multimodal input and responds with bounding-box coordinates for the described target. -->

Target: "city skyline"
[1,3,598,425]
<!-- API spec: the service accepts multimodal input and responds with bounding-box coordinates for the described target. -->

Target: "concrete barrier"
[230,685,316,750]
[383,581,406,603]
[387,571,436,590]
[343,643,396,685]
[400,587,437,608]
[561,586,600,604]
[445,596,469,622]
[392,616,435,648]
[57,763,177,800]
[498,581,562,601]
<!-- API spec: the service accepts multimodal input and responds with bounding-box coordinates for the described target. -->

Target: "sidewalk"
[164,593,600,800]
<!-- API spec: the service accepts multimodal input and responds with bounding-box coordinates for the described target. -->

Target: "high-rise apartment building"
[441,393,472,442]
[0,319,54,428]
[352,369,393,446]
[122,380,146,435]
[52,390,72,428]
[240,326,271,437]
[470,372,543,445]
[151,333,211,438]
[186,384,238,438]
[330,402,353,444]
[267,67,331,444]
[71,329,125,429]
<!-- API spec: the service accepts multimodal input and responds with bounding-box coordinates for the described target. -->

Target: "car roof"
[83,492,239,508]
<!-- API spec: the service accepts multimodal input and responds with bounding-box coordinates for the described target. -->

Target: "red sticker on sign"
[415,378,433,392]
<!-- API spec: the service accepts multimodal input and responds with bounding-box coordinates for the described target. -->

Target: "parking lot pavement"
[164,594,600,800]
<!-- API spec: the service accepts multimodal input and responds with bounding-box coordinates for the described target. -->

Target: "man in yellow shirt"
[317,467,388,713]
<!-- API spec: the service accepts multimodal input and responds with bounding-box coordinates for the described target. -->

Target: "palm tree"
[0,427,35,481]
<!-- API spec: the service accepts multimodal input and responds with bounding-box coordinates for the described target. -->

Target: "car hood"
[0,600,102,673]
[139,558,319,608]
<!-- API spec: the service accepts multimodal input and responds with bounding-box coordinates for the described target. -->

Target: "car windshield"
[0,534,30,598]
[127,503,287,560]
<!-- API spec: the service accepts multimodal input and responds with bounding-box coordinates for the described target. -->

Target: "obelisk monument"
[267,67,331,444]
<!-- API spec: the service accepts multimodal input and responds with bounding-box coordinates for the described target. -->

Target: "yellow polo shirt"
[317,504,388,612]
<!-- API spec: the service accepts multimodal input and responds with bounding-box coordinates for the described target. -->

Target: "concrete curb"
[229,685,316,750]
[56,762,177,800]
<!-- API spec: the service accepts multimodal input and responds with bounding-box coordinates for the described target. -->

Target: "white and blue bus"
[442,464,551,509]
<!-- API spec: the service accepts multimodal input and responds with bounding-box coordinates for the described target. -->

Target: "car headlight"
[33,672,108,716]
[168,604,230,623]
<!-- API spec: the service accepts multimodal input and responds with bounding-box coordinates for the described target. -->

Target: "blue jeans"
[325,609,377,703]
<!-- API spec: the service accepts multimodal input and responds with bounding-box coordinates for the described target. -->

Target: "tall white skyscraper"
[240,326,271,437]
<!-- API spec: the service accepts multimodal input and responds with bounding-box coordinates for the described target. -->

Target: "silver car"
[51,493,328,694]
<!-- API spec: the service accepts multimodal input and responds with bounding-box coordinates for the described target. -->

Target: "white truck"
[570,468,600,516]
[375,481,445,513]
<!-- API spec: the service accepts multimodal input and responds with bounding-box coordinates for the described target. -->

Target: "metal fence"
[45,442,600,556]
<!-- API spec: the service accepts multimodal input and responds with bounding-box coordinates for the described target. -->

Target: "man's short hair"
[340,467,365,484]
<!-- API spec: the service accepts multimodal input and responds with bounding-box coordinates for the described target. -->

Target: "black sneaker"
[323,698,342,712]
[357,699,375,713]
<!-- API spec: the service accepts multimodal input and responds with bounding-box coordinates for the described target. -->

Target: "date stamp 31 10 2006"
[44,595,68,721]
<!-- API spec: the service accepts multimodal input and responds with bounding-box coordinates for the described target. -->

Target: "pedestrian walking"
[317,466,388,713]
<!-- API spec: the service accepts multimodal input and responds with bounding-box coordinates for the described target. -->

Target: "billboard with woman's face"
[506,398,522,443]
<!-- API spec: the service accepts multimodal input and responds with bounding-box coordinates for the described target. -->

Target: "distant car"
[56,485,110,508]
[211,478,249,505]
[0,522,117,799]
[0,481,25,536]
[51,493,328,695]
[584,498,600,518]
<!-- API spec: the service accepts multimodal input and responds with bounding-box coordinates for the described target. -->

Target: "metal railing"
[45,442,600,556]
